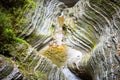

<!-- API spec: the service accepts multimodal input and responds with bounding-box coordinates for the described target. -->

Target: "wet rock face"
[68,33,120,80]
[0,0,120,80]
[67,56,93,80]
[0,56,24,80]
[58,0,79,7]
[66,0,120,80]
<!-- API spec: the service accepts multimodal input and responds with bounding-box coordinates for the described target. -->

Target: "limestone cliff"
[0,0,120,80]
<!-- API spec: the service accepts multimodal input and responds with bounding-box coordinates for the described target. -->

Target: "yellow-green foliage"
[43,45,67,67]
[0,0,35,35]
[35,71,48,80]
[0,12,11,35]
[17,61,47,80]
[0,1,47,80]
[0,0,35,54]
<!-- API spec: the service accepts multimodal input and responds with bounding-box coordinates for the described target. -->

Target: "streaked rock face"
[0,0,120,80]
[0,1,68,79]
[0,56,24,80]
[65,0,120,80]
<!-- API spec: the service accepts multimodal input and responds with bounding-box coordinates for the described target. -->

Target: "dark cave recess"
[58,0,79,7]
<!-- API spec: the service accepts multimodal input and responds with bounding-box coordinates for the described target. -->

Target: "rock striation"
[66,0,120,80]
[0,0,120,80]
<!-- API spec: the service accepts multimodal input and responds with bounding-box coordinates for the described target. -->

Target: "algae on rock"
[43,45,67,67]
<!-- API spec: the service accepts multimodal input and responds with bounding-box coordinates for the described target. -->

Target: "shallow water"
[62,66,81,80]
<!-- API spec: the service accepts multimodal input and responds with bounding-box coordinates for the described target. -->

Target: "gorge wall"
[0,0,120,80]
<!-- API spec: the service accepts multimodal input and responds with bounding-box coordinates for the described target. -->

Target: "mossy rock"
[43,45,67,67]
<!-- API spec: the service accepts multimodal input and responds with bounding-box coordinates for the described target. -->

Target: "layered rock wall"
[66,0,120,80]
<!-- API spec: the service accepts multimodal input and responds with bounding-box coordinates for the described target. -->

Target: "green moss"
[0,28,28,54]
[14,38,27,44]
[0,0,48,80]
[17,62,29,76]
[34,71,48,80]
[0,12,13,54]
[0,0,35,54]
[16,61,47,80]
[0,0,35,9]
[0,12,11,35]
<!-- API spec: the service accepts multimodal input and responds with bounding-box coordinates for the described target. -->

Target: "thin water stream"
[37,9,84,79]
[47,10,84,79]
[62,47,83,80]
